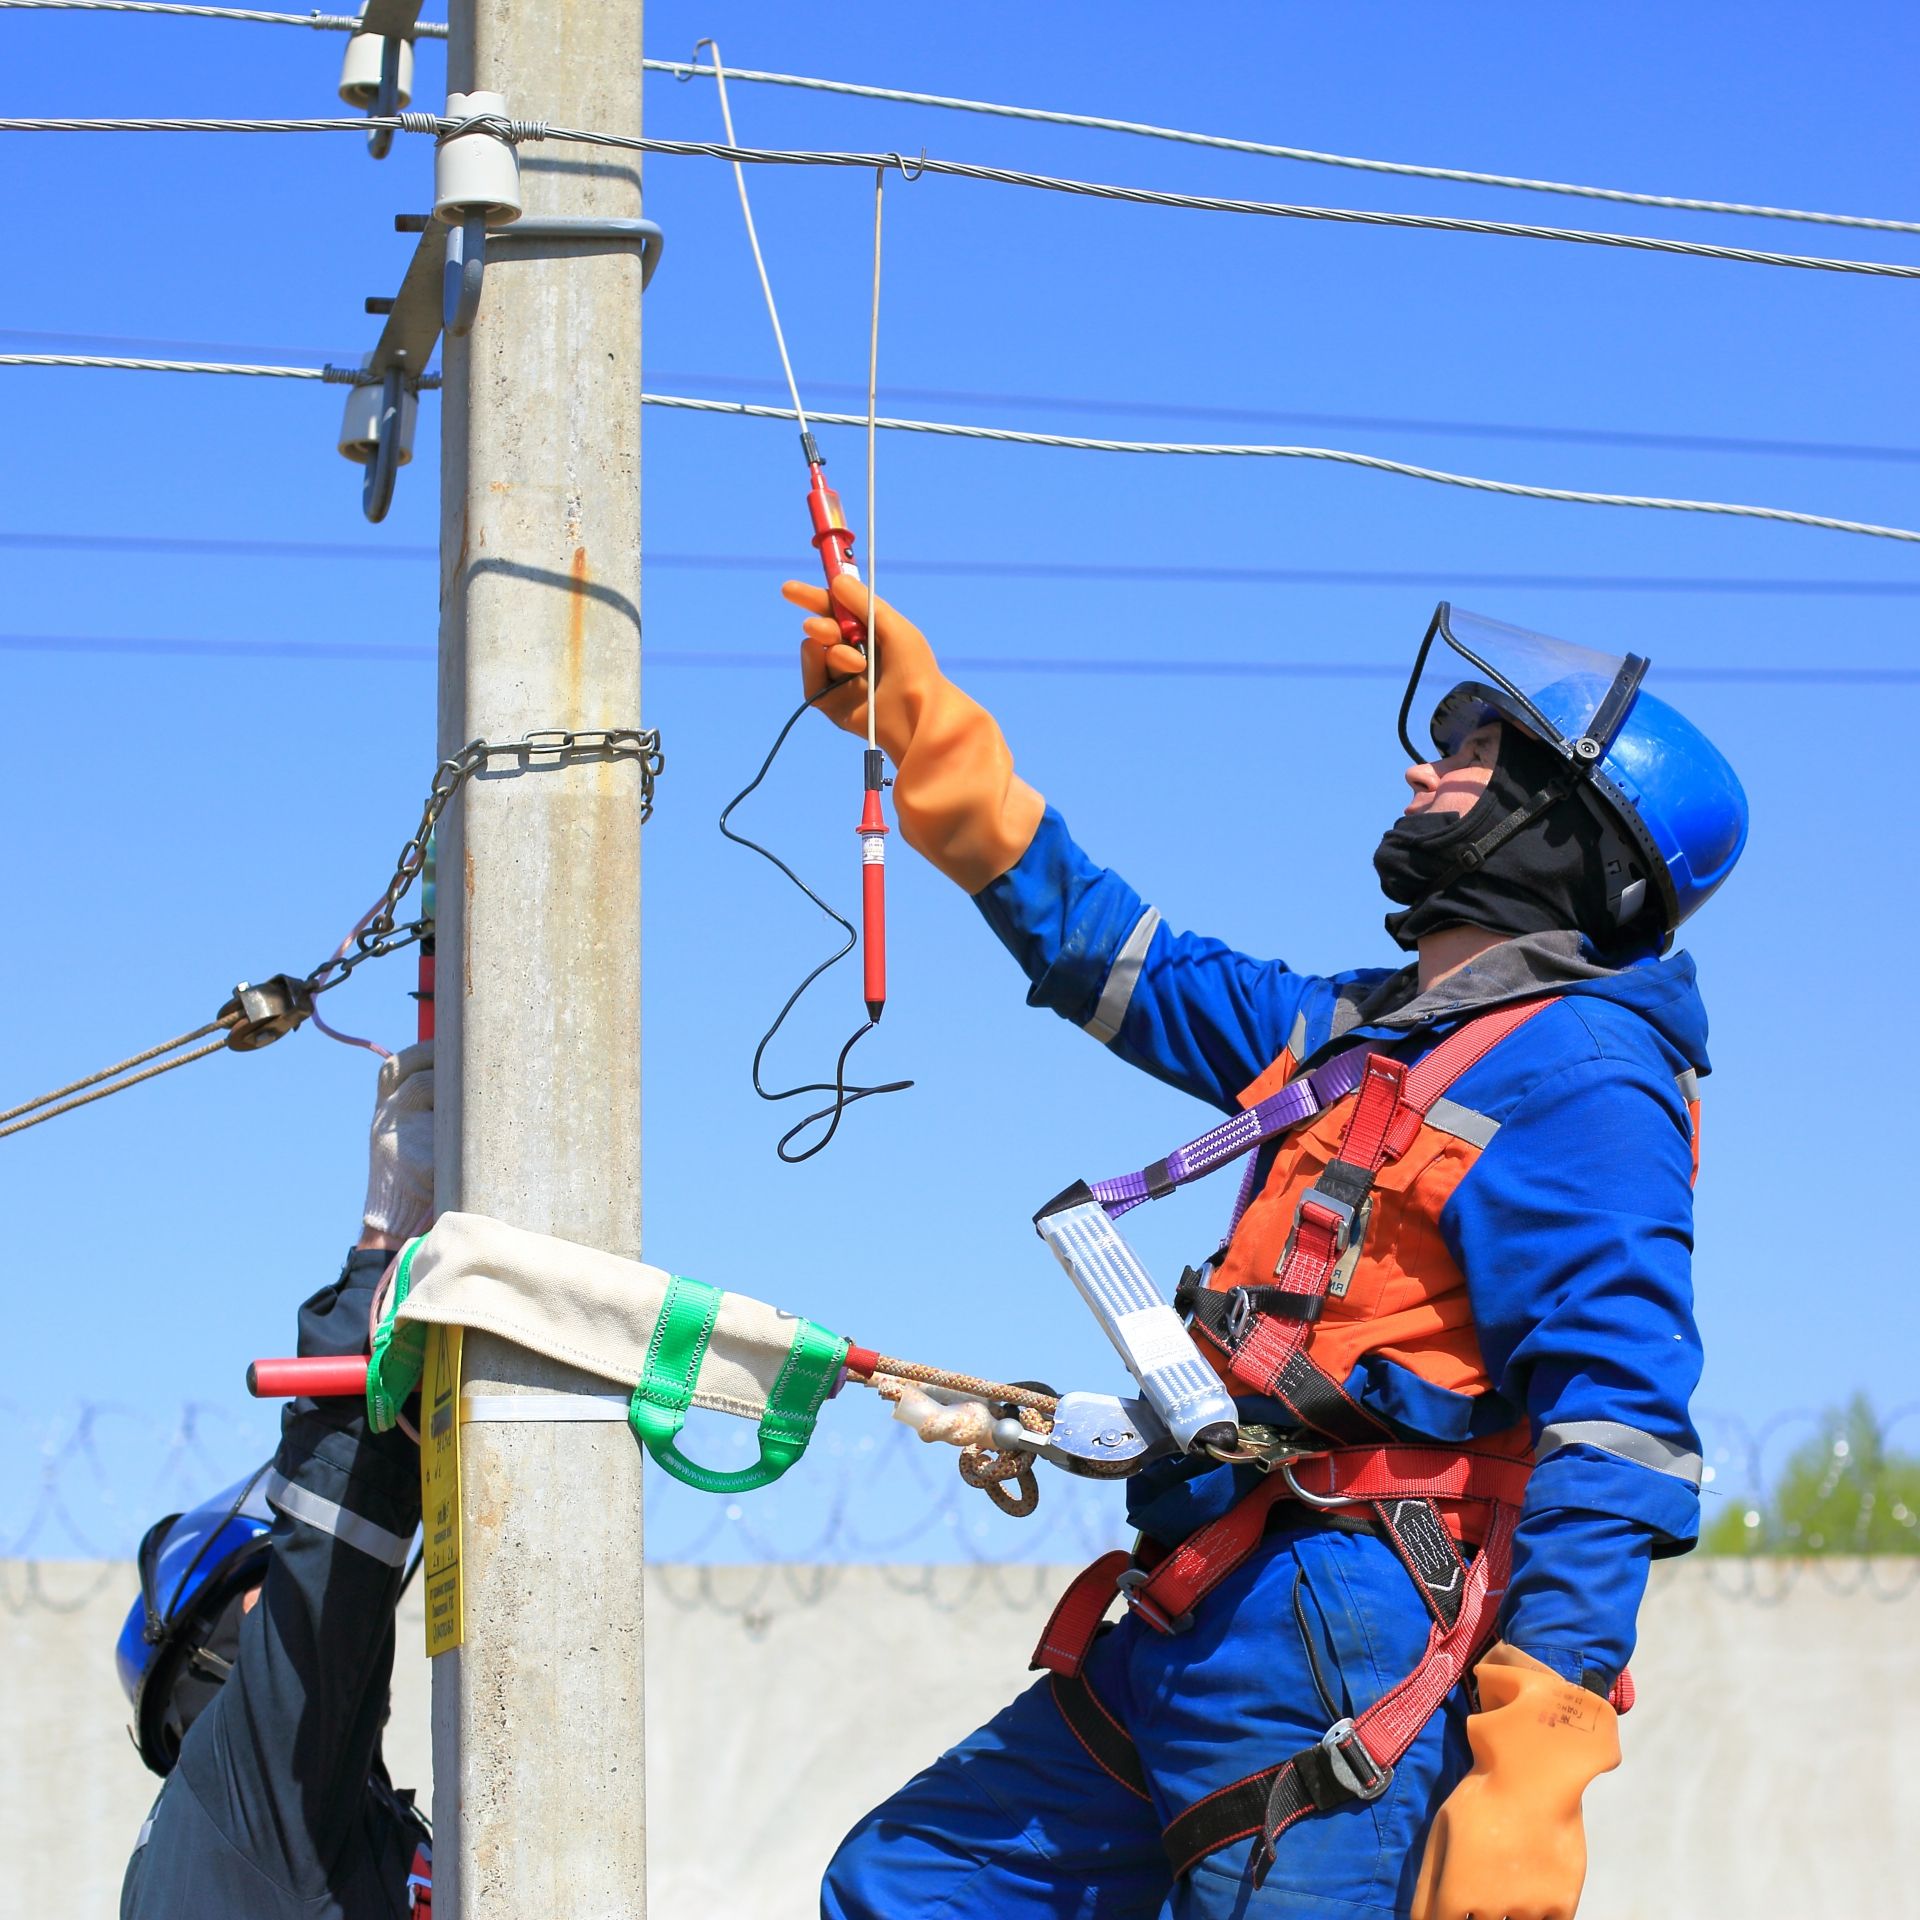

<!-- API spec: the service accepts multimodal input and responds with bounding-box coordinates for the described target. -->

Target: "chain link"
[306,727,664,997]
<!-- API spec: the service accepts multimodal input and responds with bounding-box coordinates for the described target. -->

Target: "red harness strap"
[1168,1500,1519,1886]
[1035,1000,1567,1885]
[1033,1450,1531,1682]
[1033,1461,1525,1887]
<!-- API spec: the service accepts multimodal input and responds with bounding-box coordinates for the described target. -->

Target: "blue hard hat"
[116,1464,275,1775]
[1400,603,1749,940]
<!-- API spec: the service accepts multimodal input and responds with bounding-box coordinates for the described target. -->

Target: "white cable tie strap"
[646,56,1920,238]
[461,1390,631,1423]
[639,394,1920,546]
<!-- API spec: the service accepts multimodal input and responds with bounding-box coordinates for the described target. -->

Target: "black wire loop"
[718,681,912,1162]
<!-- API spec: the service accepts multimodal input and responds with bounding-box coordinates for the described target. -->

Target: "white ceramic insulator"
[337,368,417,467]
[436,90,523,225]
[337,31,413,109]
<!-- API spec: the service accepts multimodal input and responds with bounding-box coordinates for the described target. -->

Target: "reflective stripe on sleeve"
[265,1469,414,1566]
[1424,1096,1499,1150]
[1538,1421,1703,1486]
[1082,908,1161,1045]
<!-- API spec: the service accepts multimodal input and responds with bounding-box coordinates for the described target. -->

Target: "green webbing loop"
[627,1274,848,1495]
[366,1237,428,1433]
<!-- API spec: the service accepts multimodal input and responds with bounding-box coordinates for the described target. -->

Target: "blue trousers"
[822,1523,1471,1920]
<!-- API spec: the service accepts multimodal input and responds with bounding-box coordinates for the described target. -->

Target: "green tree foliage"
[1702,1395,1920,1555]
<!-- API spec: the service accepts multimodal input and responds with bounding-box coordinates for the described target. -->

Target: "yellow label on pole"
[421,1323,464,1657]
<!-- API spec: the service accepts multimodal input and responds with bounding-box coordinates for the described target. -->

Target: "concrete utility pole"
[433,0,648,1909]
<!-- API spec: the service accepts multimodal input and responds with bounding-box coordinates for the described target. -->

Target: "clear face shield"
[1397,604,1649,772]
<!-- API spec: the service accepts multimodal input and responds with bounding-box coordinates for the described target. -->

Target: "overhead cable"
[0,351,438,384]
[642,393,1920,546]
[0,0,448,31]
[649,56,1920,239]
[7,116,1920,279]
[13,330,1920,465]
[7,352,1913,545]
[11,530,1920,599]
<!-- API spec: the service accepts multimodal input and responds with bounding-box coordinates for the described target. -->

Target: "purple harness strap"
[1088,1044,1375,1227]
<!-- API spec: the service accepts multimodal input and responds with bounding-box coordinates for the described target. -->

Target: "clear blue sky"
[4,1,1917,1559]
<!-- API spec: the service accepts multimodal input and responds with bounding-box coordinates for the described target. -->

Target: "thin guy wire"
[650,56,1920,239]
[639,393,1920,545]
[6,118,1920,280]
[8,530,1920,596]
[0,353,439,385]
[0,1038,228,1139]
[696,42,810,439]
[6,631,1918,683]
[0,1022,221,1126]
[866,167,882,758]
[0,0,448,28]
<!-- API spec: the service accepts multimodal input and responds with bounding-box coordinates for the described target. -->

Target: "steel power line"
[8,115,1920,280]
[13,329,1920,466]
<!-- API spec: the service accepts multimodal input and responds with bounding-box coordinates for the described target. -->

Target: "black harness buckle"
[1295,1717,1393,1809]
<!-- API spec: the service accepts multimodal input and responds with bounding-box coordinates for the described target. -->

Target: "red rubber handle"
[247,1354,370,1398]
[806,465,867,647]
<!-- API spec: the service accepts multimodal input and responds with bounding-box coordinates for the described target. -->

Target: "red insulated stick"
[804,447,866,649]
[248,1354,369,1399]
[859,755,888,1022]
[801,436,888,1022]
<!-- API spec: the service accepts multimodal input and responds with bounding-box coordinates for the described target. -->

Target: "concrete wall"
[7,1557,1915,1919]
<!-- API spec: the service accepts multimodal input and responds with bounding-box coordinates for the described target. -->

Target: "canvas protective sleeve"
[130,1248,422,1914]
[1442,1055,1703,1684]
[973,805,1331,1112]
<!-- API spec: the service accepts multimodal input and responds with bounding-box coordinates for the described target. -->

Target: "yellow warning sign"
[421,1324,463,1657]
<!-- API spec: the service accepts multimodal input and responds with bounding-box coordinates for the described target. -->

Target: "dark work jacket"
[122,1247,425,1920]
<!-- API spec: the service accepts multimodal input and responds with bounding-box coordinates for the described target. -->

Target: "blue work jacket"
[976,807,1711,1685]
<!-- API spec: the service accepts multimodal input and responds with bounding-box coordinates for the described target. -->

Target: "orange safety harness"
[1029,997,1633,1884]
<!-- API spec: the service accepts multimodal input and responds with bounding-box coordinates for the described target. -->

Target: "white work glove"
[362,1039,436,1241]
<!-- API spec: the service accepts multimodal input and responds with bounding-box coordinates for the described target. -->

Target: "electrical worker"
[786,577,1745,1920]
[117,1041,436,1920]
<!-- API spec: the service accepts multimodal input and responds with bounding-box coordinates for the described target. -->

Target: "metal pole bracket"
[449,214,664,341]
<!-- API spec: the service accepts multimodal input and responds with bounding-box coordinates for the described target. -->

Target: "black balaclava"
[1373,721,1621,952]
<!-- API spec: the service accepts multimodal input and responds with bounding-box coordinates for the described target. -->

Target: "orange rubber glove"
[782,575,1045,893]
[1411,1643,1621,1920]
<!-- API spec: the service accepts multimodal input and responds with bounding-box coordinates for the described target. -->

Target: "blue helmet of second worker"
[115,1465,276,1775]
[1377,602,1749,951]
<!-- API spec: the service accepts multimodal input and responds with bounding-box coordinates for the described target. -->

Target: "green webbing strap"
[366,1237,428,1434]
[627,1274,848,1495]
